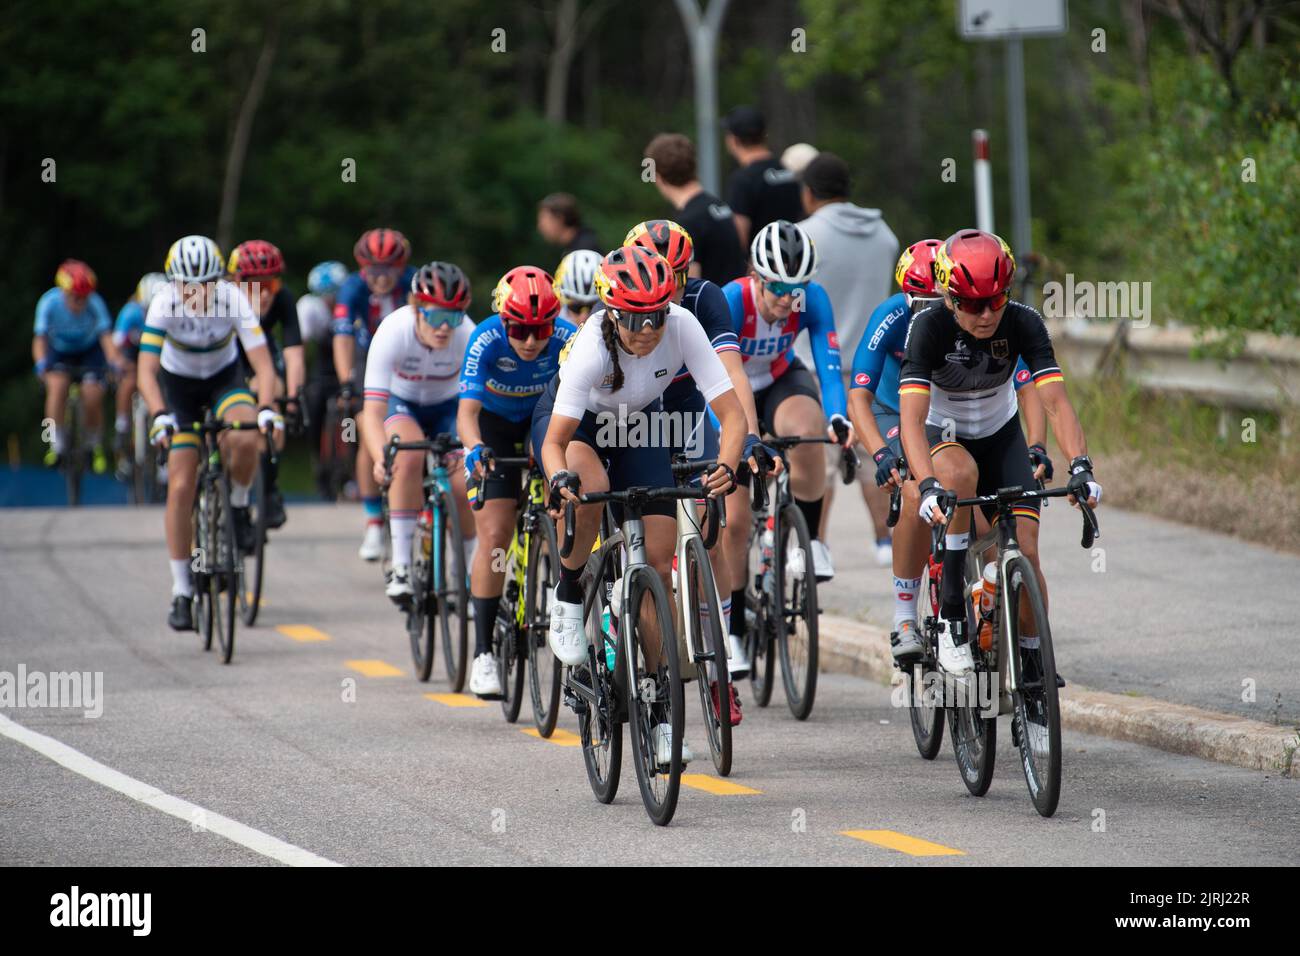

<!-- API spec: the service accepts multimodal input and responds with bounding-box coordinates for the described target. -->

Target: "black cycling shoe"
[168,595,195,631]
[263,487,287,529]
[233,506,257,554]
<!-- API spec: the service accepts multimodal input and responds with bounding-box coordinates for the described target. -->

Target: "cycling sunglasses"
[506,321,553,341]
[764,280,808,298]
[612,306,669,331]
[949,289,1011,314]
[417,304,464,328]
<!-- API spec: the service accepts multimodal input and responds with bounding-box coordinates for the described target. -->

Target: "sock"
[170,558,193,598]
[390,510,416,566]
[894,574,922,628]
[721,596,732,636]
[230,481,251,508]
[473,595,500,656]
[730,589,746,636]
[795,496,824,539]
[363,496,383,525]
[877,536,892,548]
[939,532,970,623]
[462,536,477,576]
[115,414,129,434]
[557,563,583,604]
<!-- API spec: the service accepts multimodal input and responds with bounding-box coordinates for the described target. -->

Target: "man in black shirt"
[722,105,805,249]
[644,132,747,287]
[537,192,602,254]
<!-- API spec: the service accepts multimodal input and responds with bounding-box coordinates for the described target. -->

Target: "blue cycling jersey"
[851,292,1032,412]
[459,315,576,423]
[34,287,112,353]
[114,300,146,350]
[331,268,417,350]
[722,276,846,419]
[662,277,740,407]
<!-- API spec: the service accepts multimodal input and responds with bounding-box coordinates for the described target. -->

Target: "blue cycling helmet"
[308,261,348,295]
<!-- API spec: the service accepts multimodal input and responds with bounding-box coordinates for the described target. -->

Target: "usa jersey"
[331,268,417,351]
[460,315,576,422]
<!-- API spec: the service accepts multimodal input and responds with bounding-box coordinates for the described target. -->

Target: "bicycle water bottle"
[978,562,998,651]
[759,516,775,595]
[604,576,623,671]
[418,508,433,560]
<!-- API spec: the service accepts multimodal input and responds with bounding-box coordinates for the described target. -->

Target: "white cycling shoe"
[469,652,503,698]
[653,723,694,769]
[358,523,384,562]
[937,619,975,676]
[726,633,751,679]
[874,539,893,567]
[810,539,834,582]
[386,564,413,604]
[548,587,587,666]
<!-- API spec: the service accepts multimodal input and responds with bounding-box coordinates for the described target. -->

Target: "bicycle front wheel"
[212,474,237,664]
[683,536,732,776]
[578,547,623,803]
[906,561,944,759]
[526,513,562,737]
[498,553,526,722]
[745,515,776,708]
[238,461,267,626]
[1007,557,1062,817]
[435,488,469,691]
[193,495,213,651]
[624,567,684,827]
[408,515,436,681]
[775,503,818,720]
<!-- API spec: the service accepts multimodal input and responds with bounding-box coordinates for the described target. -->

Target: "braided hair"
[600,310,625,392]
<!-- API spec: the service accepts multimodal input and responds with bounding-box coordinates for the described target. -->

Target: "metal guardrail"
[1046,318,1300,413]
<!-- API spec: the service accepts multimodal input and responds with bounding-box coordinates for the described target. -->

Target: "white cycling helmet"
[135,272,169,306]
[750,219,818,284]
[164,235,225,282]
[308,260,348,295]
[553,249,602,307]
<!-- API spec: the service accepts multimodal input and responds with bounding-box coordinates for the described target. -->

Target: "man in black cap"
[722,105,805,249]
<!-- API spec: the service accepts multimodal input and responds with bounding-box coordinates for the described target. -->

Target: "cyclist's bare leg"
[448,461,477,553]
[165,449,199,559]
[42,371,71,439]
[1015,515,1047,633]
[470,498,514,597]
[771,394,824,501]
[115,365,137,432]
[930,445,977,535]
[556,440,608,573]
[79,381,106,434]
[894,479,929,580]
[722,478,752,593]
[219,403,259,488]
[384,416,425,515]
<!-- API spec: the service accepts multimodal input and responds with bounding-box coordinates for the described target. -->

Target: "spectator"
[781,142,820,175]
[796,150,900,564]
[537,193,602,254]
[644,132,747,287]
[722,105,804,248]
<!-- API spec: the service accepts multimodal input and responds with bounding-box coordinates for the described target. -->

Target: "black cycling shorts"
[925,414,1039,524]
[159,361,255,457]
[475,408,532,503]
[753,356,820,435]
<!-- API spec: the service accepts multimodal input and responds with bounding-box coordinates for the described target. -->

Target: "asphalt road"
[1,505,1297,865]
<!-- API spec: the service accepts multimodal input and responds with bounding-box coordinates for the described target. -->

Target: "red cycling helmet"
[55,259,97,296]
[493,266,561,324]
[934,229,1016,299]
[624,220,694,274]
[895,239,943,296]
[595,245,675,312]
[353,228,411,269]
[412,261,472,309]
[228,240,284,279]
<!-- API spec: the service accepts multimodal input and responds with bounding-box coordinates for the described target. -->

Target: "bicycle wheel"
[906,561,944,759]
[213,474,238,664]
[945,570,995,796]
[745,515,776,707]
[683,536,733,776]
[193,493,213,650]
[526,512,562,737]
[435,487,469,691]
[408,513,436,681]
[578,546,623,803]
[624,566,684,826]
[497,555,526,720]
[1007,557,1062,817]
[775,503,819,720]
[238,460,268,626]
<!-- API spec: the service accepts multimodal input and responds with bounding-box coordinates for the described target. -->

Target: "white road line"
[0,713,341,867]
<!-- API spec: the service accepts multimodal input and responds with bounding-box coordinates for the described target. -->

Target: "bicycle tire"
[1007,556,1062,817]
[745,512,776,707]
[579,546,623,804]
[238,461,267,626]
[214,473,238,664]
[906,562,945,759]
[775,503,818,720]
[194,492,213,651]
[624,566,684,826]
[408,512,436,681]
[683,536,732,776]
[498,553,526,721]
[526,512,563,737]
[436,487,469,691]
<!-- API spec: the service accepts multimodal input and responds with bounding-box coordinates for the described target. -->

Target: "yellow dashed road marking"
[425,693,489,708]
[277,624,330,642]
[681,773,762,795]
[345,659,404,678]
[840,829,965,856]
[521,728,581,746]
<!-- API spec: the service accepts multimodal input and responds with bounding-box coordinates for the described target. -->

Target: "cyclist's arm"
[540,413,581,486]
[719,351,760,435]
[848,297,905,453]
[331,292,358,384]
[1014,360,1047,448]
[848,388,886,454]
[360,319,400,467]
[804,284,847,420]
[135,349,165,417]
[33,295,52,367]
[1036,381,1087,462]
[244,344,278,409]
[32,335,47,367]
[99,329,123,368]
[456,398,484,453]
[897,309,942,486]
[1016,307,1087,462]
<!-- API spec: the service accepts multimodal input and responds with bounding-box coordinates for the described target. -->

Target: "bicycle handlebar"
[559,486,712,559]
[471,452,533,511]
[928,483,1101,560]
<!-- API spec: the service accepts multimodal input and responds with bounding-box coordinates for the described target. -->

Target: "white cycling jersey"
[363,305,474,406]
[141,281,266,379]
[296,293,333,343]
[552,304,732,420]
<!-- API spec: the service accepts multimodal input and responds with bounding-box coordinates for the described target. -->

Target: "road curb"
[817,614,1300,779]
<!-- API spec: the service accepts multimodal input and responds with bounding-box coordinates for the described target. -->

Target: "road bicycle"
[319,385,359,501]
[382,434,469,688]
[126,391,166,505]
[472,454,562,735]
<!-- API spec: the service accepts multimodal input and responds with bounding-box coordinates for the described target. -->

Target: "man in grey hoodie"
[796,152,900,564]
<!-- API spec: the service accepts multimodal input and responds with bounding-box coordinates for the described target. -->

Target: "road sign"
[959,0,1067,41]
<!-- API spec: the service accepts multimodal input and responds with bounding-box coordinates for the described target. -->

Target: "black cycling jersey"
[678,190,747,287]
[899,300,1061,440]
[726,157,804,238]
